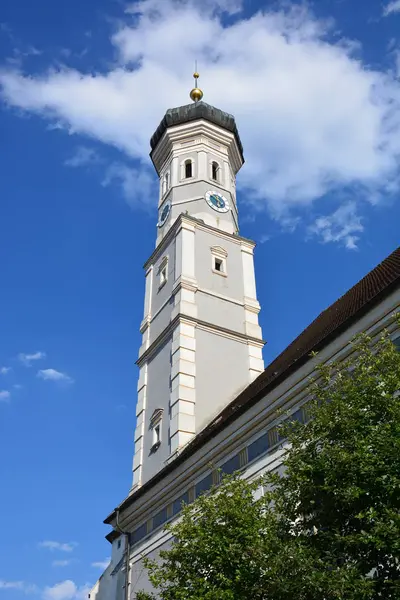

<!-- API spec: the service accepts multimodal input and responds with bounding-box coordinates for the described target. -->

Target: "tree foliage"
[135,324,400,599]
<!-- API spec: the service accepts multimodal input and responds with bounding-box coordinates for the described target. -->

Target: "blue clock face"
[158,201,171,227]
[210,194,225,209]
[205,191,230,213]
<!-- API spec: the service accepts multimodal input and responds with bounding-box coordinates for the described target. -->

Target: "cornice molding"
[172,275,198,295]
[137,312,265,367]
[144,214,255,270]
[151,119,243,176]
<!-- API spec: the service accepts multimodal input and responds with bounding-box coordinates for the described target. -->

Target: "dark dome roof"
[150,101,244,161]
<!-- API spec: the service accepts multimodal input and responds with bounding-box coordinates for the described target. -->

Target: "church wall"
[196,290,245,333]
[149,240,176,319]
[148,297,174,345]
[141,336,173,483]
[195,328,250,432]
[130,538,172,598]
[89,536,126,600]
[195,229,246,301]
[166,185,238,235]
[145,237,176,346]
[168,177,236,209]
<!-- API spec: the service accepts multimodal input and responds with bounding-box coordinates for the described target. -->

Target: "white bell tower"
[132,74,264,490]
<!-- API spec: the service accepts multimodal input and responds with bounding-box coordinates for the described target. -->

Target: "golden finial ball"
[190,87,203,102]
[193,72,200,79]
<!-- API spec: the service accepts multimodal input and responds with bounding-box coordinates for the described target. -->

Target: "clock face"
[158,201,171,227]
[205,191,230,213]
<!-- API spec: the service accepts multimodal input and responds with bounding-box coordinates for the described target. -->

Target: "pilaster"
[169,322,197,455]
[132,364,148,488]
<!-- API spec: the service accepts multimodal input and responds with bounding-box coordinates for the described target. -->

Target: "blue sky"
[1,0,400,597]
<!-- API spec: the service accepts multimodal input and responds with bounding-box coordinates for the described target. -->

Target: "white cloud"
[39,541,77,553]
[64,146,101,168]
[18,351,46,366]
[0,367,11,375]
[383,1,400,16]
[2,0,400,242]
[0,580,38,594]
[102,162,156,207]
[0,578,90,600]
[43,581,91,600]
[37,369,74,384]
[0,390,11,402]
[309,201,364,250]
[52,560,72,568]
[91,558,110,569]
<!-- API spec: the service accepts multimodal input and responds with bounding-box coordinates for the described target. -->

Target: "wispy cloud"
[0,580,38,594]
[309,202,364,250]
[37,369,74,384]
[0,577,89,600]
[64,146,101,168]
[0,390,11,402]
[39,541,77,553]
[258,233,271,244]
[0,367,11,375]
[91,558,110,570]
[383,0,400,15]
[101,162,156,208]
[52,560,72,568]
[43,580,91,600]
[18,351,46,367]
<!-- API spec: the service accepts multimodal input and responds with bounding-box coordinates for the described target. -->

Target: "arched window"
[211,161,219,181]
[165,172,169,191]
[185,159,193,179]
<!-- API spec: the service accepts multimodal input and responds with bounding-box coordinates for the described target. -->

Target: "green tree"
[135,325,400,599]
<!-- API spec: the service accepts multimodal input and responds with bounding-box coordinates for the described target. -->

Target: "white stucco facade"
[131,102,264,490]
[88,535,126,600]
[94,98,400,600]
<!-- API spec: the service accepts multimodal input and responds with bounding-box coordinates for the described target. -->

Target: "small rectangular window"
[117,539,121,549]
[214,258,223,272]
[153,507,168,529]
[153,424,161,445]
[292,408,305,424]
[195,473,213,497]
[172,491,189,516]
[248,432,269,463]
[131,523,147,545]
[393,336,400,352]
[221,453,241,475]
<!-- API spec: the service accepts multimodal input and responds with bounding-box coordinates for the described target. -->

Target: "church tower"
[132,74,264,490]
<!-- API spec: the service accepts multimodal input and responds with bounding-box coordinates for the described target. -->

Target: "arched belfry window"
[212,161,219,182]
[185,159,193,179]
[162,171,170,196]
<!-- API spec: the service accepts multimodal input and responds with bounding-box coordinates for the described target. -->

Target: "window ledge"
[212,269,227,277]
